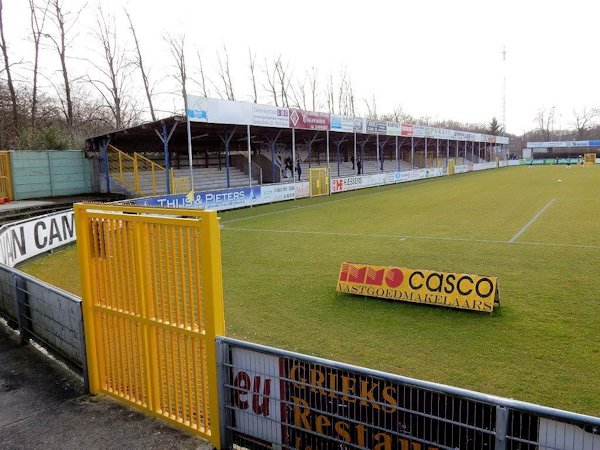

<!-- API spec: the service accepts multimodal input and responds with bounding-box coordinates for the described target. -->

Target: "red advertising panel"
[289,108,330,130]
[401,124,414,136]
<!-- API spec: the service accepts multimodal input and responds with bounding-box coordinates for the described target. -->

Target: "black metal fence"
[0,264,87,388]
[217,337,600,450]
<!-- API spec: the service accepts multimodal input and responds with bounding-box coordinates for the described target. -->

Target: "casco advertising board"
[336,262,499,313]
[0,210,76,267]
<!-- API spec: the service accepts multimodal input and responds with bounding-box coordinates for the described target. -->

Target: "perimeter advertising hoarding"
[229,347,536,449]
[252,104,289,128]
[289,108,330,130]
[330,114,355,133]
[0,210,76,267]
[134,186,263,210]
[366,120,387,134]
[186,96,252,125]
[386,122,401,136]
[336,263,499,313]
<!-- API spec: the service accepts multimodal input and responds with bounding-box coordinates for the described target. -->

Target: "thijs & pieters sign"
[336,263,499,313]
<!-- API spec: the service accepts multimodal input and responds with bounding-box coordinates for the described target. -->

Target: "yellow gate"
[75,203,225,447]
[309,167,330,197]
[0,151,13,200]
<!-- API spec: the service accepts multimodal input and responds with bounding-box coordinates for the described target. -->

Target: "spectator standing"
[296,159,302,181]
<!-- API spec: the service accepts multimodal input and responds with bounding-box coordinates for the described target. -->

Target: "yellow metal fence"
[309,167,330,197]
[0,151,13,199]
[108,145,191,196]
[75,204,225,447]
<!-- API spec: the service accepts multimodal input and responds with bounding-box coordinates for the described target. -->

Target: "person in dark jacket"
[295,159,302,181]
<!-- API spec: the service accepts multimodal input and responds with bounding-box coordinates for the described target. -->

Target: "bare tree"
[46,0,83,131]
[248,48,257,103]
[88,6,132,129]
[307,67,318,111]
[325,73,335,114]
[290,73,307,109]
[216,44,235,100]
[124,8,155,122]
[263,57,278,106]
[364,94,377,119]
[165,33,188,111]
[29,0,50,128]
[0,0,19,134]
[535,108,554,141]
[192,49,209,98]
[572,107,598,139]
[274,56,293,107]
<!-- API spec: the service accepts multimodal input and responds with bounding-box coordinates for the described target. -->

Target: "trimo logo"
[334,179,343,191]
[339,263,404,288]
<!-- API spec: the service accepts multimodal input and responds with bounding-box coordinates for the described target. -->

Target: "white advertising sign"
[231,348,282,447]
[261,184,296,202]
[330,114,355,133]
[0,210,76,267]
[386,122,402,136]
[252,104,289,128]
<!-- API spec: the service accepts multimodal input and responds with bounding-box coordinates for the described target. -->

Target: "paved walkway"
[0,326,212,450]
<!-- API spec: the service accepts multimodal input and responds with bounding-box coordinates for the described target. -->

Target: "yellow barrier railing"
[108,145,170,196]
[170,170,192,194]
[309,167,330,197]
[75,203,225,448]
[0,151,13,200]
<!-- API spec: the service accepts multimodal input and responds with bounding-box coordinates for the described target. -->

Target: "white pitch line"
[509,198,556,243]
[222,225,600,250]
[221,176,450,225]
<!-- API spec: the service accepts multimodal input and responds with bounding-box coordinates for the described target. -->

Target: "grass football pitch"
[21,165,600,415]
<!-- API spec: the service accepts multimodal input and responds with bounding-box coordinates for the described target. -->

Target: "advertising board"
[0,210,75,267]
[336,262,499,313]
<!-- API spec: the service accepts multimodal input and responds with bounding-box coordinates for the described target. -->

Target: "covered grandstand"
[86,97,510,196]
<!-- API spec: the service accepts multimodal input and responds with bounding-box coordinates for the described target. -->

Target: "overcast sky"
[3,0,599,135]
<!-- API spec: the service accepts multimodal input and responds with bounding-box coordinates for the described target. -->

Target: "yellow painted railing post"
[74,204,100,394]
[200,211,225,448]
[134,154,140,193]
[118,150,123,181]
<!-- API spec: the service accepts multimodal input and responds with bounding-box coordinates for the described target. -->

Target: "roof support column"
[218,127,237,189]
[247,125,252,187]
[395,136,399,171]
[424,137,428,169]
[411,137,415,169]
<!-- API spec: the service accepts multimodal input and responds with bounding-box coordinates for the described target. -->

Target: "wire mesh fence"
[217,337,600,450]
[0,264,87,382]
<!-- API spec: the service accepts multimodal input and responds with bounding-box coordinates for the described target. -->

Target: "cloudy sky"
[3,0,599,135]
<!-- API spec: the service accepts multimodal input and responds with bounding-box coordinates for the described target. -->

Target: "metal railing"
[108,145,169,196]
[217,337,600,450]
[0,264,87,389]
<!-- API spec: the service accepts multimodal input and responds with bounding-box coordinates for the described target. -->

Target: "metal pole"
[353,132,357,172]
[376,134,380,172]
[411,137,414,169]
[162,122,171,194]
[424,137,428,169]
[326,130,330,171]
[436,138,440,168]
[446,139,450,167]
[225,138,231,188]
[479,141,482,160]
[395,136,399,171]
[292,129,296,184]
[247,125,252,187]
[186,115,195,191]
